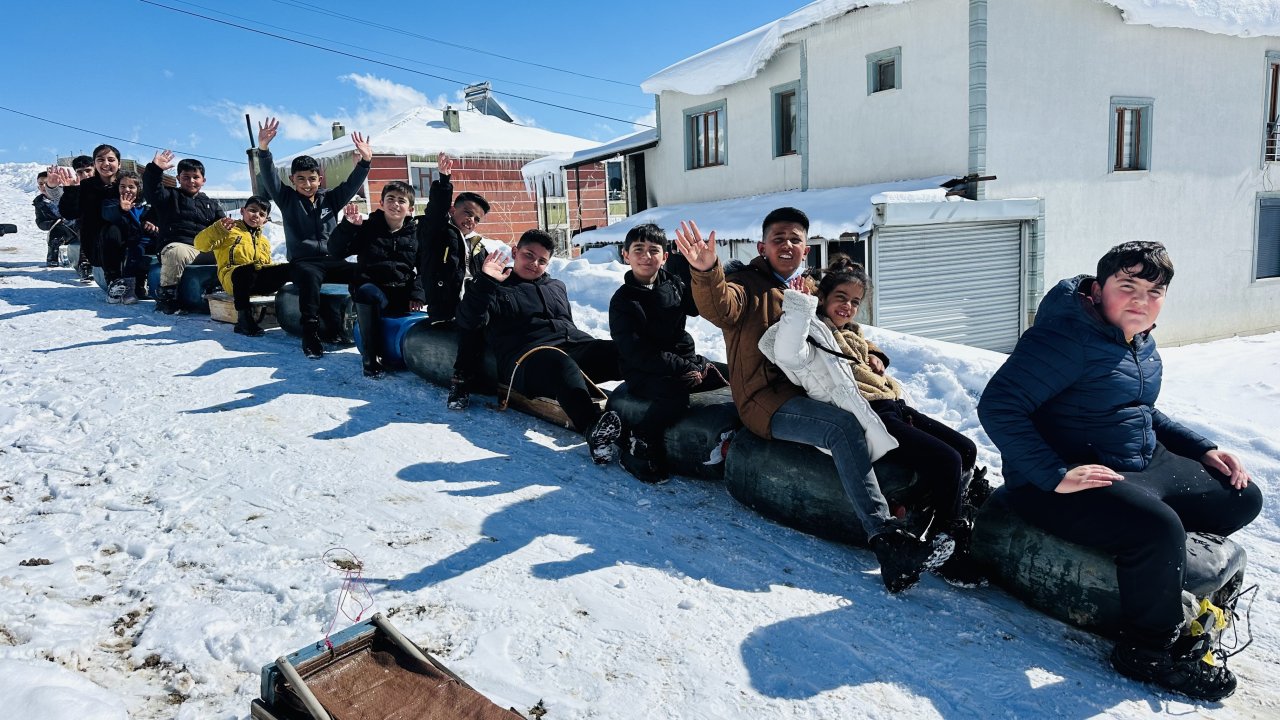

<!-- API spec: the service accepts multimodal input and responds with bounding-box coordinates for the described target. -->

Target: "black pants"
[625,362,729,442]
[46,226,72,264]
[1006,443,1263,648]
[230,264,292,311]
[98,226,147,284]
[290,257,354,326]
[513,340,622,434]
[453,326,489,383]
[872,399,976,525]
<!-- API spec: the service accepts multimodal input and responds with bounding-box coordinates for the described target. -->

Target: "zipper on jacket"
[1130,342,1150,460]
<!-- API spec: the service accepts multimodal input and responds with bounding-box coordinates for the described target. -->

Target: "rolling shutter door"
[871,221,1023,352]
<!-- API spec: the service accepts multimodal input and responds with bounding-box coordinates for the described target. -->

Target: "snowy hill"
[0,161,1277,718]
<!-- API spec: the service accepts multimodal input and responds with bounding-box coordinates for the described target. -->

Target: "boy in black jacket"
[33,171,74,266]
[609,224,727,481]
[144,150,225,314]
[457,229,624,464]
[255,116,373,358]
[416,152,491,409]
[329,181,425,378]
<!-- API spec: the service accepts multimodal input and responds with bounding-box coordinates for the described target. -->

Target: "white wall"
[987,0,1280,344]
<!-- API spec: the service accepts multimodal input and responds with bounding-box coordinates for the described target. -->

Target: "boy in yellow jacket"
[194,196,289,336]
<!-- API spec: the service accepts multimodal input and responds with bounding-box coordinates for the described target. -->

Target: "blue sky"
[2,0,799,190]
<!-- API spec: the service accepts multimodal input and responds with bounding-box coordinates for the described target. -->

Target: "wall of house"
[986,0,1280,344]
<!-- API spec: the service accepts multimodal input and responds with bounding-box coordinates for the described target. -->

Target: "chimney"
[443,106,461,133]
[331,121,345,140]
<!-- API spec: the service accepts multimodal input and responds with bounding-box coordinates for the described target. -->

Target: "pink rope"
[321,548,375,650]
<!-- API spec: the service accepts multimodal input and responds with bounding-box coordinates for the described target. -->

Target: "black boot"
[871,521,954,594]
[154,286,179,315]
[620,432,669,484]
[932,518,988,588]
[354,302,384,378]
[1111,633,1236,701]
[234,308,265,337]
[447,375,470,410]
[302,319,324,359]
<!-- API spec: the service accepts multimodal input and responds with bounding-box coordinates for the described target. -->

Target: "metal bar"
[274,655,332,720]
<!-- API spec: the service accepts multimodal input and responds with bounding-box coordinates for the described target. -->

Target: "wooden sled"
[207,290,279,328]
[250,613,524,720]
[495,346,608,430]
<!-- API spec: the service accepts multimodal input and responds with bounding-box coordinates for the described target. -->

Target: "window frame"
[1254,193,1280,281]
[409,162,440,203]
[1263,52,1280,163]
[772,81,801,158]
[866,46,902,95]
[683,99,728,170]
[1108,96,1154,173]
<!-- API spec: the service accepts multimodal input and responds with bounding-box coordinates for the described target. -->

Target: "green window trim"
[771,81,801,158]
[683,99,728,171]
[866,46,902,95]
[1108,96,1154,173]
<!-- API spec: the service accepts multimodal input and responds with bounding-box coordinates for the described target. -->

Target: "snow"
[642,0,1280,97]
[277,105,599,165]
[573,176,955,245]
[520,129,659,193]
[1,160,1278,718]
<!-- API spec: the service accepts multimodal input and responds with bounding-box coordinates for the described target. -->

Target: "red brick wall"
[366,155,410,205]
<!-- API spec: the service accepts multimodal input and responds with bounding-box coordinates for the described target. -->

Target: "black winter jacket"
[33,194,75,243]
[328,210,426,304]
[456,270,595,380]
[608,268,706,392]
[978,274,1215,492]
[58,175,117,255]
[143,162,224,252]
[255,149,370,261]
[418,174,484,321]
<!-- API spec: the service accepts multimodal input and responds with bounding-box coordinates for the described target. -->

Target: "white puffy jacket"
[758,289,899,461]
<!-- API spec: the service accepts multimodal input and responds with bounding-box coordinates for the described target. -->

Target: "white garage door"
[870,221,1024,352]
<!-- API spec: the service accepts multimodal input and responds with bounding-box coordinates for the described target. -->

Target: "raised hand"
[257,117,280,151]
[351,132,373,162]
[153,149,176,171]
[480,248,511,281]
[673,220,718,272]
[118,184,137,210]
[47,165,77,187]
[342,203,363,225]
[787,275,812,295]
[219,217,237,231]
[1055,465,1123,493]
[437,152,454,176]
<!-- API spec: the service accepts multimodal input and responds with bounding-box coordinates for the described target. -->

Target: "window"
[773,82,800,157]
[606,160,624,200]
[866,47,901,94]
[1257,196,1280,279]
[684,100,727,169]
[410,163,439,199]
[1264,52,1280,162]
[1109,97,1153,172]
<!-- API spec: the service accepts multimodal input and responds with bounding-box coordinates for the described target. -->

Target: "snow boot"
[931,519,988,588]
[77,260,93,283]
[106,278,128,304]
[447,375,470,410]
[354,302,384,379]
[586,410,623,465]
[154,285,179,315]
[963,465,992,512]
[302,319,324,359]
[870,522,954,594]
[234,308,265,337]
[1111,633,1236,702]
[620,433,668,484]
[121,283,138,305]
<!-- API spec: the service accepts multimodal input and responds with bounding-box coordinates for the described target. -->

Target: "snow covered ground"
[1,163,1277,719]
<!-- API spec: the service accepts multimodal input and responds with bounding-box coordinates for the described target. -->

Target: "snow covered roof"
[573,176,954,246]
[642,0,1280,96]
[276,105,598,165]
[520,129,658,189]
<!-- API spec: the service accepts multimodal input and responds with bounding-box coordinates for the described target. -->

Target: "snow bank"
[1104,0,1280,38]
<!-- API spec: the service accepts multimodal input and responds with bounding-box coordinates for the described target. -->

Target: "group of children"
[33,124,1262,703]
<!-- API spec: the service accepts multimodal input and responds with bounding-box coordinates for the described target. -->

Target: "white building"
[605,0,1280,347]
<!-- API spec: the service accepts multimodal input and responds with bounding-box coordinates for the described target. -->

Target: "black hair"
[517,228,555,254]
[244,195,272,213]
[92,144,120,161]
[1096,241,1174,288]
[71,155,93,170]
[816,264,872,320]
[37,171,48,181]
[381,180,416,204]
[115,168,142,188]
[826,252,856,274]
[762,206,809,236]
[290,155,321,175]
[455,191,491,215]
[176,158,206,177]
[622,223,667,252]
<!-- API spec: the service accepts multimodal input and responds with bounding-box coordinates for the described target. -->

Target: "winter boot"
[620,433,668,484]
[354,302,384,379]
[234,308,265,337]
[586,410,623,465]
[932,518,988,588]
[106,278,128,304]
[302,319,324,359]
[963,466,992,512]
[447,375,470,410]
[77,260,93,283]
[121,283,138,305]
[1110,633,1236,702]
[154,285,179,315]
[870,522,954,594]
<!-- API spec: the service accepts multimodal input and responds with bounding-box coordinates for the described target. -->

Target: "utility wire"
[266,0,635,87]
[167,0,649,110]
[139,0,655,129]
[0,104,247,165]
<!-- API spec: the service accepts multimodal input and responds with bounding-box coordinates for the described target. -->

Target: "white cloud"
[162,69,174,79]
[632,109,657,131]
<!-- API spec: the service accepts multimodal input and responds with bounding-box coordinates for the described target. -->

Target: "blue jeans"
[353,282,388,308]
[770,395,893,538]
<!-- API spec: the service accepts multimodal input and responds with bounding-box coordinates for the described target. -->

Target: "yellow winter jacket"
[194,221,274,297]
